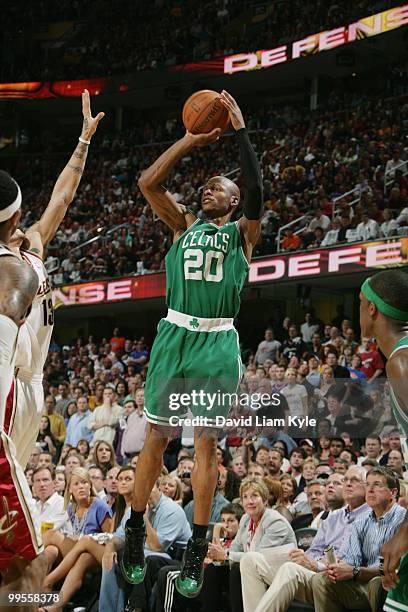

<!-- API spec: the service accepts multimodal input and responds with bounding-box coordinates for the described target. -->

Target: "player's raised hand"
[219,90,245,131]
[81,89,105,141]
[185,128,221,147]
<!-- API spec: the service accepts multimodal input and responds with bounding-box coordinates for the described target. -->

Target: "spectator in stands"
[88,440,117,474]
[88,465,108,500]
[380,208,399,237]
[300,313,320,344]
[55,382,73,416]
[159,475,183,505]
[268,448,283,478]
[54,470,67,495]
[255,328,281,364]
[38,452,54,469]
[325,349,350,379]
[42,467,112,569]
[311,467,405,612]
[231,455,247,479]
[281,369,309,420]
[32,466,68,531]
[42,467,135,610]
[89,387,123,446]
[36,416,58,458]
[281,227,301,251]
[358,436,382,465]
[358,337,385,385]
[98,478,191,612]
[120,390,147,462]
[241,465,368,611]
[110,327,126,353]
[76,439,91,461]
[282,325,306,360]
[226,478,297,610]
[388,449,407,480]
[184,475,229,529]
[64,396,93,447]
[356,211,379,241]
[104,466,120,509]
[321,218,340,246]
[43,394,66,446]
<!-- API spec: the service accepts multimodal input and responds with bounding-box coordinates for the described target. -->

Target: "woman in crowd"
[312,365,334,418]
[316,435,331,461]
[208,477,296,612]
[159,474,183,505]
[76,439,91,461]
[40,467,113,610]
[87,440,117,474]
[36,416,57,457]
[54,469,67,495]
[41,468,134,611]
[64,400,77,426]
[263,476,293,523]
[279,473,298,516]
[218,466,241,502]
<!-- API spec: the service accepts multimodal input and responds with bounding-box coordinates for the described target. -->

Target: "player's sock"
[192,523,208,540]
[127,507,145,528]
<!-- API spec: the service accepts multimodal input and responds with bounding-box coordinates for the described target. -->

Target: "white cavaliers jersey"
[20,250,54,370]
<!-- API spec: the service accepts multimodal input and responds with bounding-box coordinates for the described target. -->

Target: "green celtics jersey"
[165,219,249,318]
[389,336,408,469]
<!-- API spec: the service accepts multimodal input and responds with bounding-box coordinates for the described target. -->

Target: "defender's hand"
[81,89,105,141]
[185,128,221,148]
[219,90,245,131]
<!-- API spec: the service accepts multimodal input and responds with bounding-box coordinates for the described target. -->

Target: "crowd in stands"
[2,0,394,81]
[8,85,407,285]
[23,308,407,610]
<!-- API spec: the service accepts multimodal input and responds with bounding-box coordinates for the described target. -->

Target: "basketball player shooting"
[121,90,263,598]
[359,270,408,610]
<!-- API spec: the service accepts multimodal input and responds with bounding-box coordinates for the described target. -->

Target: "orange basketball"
[182,90,229,135]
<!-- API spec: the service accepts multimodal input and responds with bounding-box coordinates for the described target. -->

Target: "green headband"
[361,277,408,321]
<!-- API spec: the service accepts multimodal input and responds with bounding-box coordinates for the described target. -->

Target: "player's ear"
[230,195,239,208]
[368,301,378,318]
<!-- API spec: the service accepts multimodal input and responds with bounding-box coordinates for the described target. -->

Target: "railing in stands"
[331,186,361,219]
[384,159,407,194]
[44,256,59,274]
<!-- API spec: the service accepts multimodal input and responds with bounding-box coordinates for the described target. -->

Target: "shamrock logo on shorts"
[189,318,199,329]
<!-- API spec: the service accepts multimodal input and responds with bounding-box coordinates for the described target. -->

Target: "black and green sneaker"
[119,523,146,584]
[175,538,208,598]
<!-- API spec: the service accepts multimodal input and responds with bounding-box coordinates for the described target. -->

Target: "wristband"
[79,136,91,145]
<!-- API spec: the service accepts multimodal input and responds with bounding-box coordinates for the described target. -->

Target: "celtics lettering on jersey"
[165,219,249,319]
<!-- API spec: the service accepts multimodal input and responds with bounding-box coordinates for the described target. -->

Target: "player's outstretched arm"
[220,91,263,261]
[138,128,221,237]
[26,89,104,255]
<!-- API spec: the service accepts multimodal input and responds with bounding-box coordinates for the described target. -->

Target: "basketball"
[182,90,230,135]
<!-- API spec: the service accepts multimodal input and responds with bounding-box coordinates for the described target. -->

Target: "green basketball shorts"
[384,552,408,612]
[144,309,243,427]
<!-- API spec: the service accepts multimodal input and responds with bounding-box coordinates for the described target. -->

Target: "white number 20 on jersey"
[184,249,224,282]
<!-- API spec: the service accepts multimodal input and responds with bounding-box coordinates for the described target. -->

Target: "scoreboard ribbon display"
[54,237,408,308]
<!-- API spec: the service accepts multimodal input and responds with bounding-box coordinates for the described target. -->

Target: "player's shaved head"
[0,258,38,324]
[208,176,240,199]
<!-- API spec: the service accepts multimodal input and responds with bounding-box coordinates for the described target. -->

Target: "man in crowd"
[311,467,405,611]
[121,389,147,462]
[89,387,123,446]
[268,448,283,478]
[358,337,385,386]
[358,436,383,465]
[55,382,73,416]
[231,454,247,478]
[300,313,320,344]
[326,349,350,379]
[88,466,108,500]
[43,395,66,445]
[241,466,368,611]
[38,452,53,469]
[388,449,407,480]
[32,466,67,530]
[64,395,92,447]
[255,328,281,365]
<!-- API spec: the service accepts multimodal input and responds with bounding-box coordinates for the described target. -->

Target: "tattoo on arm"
[73,149,86,160]
[67,163,83,176]
[30,247,41,254]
